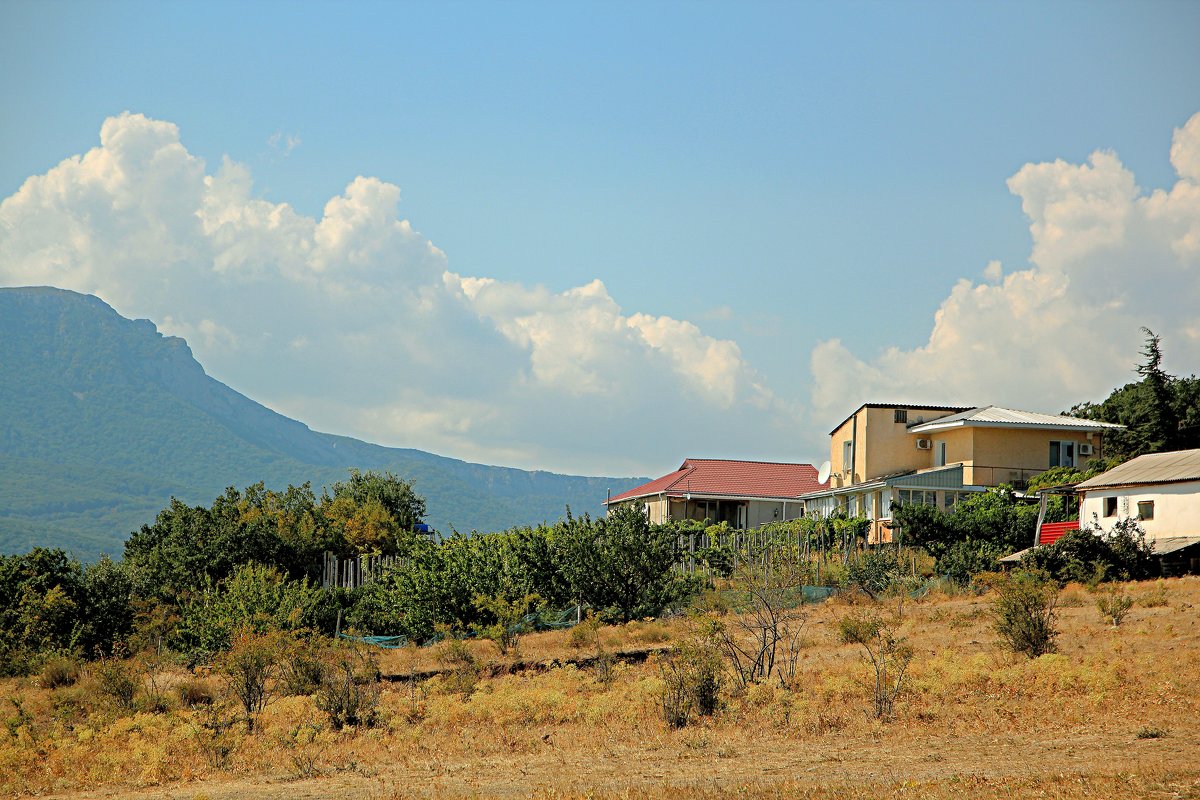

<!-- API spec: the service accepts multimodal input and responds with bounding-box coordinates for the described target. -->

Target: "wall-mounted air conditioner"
[916,438,932,450]
[1078,443,1094,456]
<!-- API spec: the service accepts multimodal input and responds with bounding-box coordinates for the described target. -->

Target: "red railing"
[1037,521,1079,546]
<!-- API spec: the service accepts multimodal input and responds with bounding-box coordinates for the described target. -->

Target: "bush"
[216,627,282,732]
[992,570,1059,658]
[1023,520,1154,585]
[281,634,327,696]
[93,647,139,710]
[1096,589,1135,627]
[845,549,901,599]
[935,541,1007,586]
[39,654,81,689]
[315,643,381,729]
[837,612,912,720]
[177,675,216,707]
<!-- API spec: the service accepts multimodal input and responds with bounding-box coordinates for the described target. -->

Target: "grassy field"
[3,576,1199,799]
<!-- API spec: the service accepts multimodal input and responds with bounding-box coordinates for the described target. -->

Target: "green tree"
[555,505,694,622]
[322,470,427,554]
[1071,328,1200,460]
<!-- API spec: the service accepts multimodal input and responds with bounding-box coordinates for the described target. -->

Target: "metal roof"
[907,405,1124,433]
[1075,448,1200,490]
[606,458,828,504]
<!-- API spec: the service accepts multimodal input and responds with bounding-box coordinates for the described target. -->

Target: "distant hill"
[0,287,645,560]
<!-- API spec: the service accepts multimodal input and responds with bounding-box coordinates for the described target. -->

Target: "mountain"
[0,287,645,560]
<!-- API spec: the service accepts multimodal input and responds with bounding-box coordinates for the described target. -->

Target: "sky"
[1,0,1199,477]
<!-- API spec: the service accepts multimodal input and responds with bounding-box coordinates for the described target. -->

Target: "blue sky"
[2,1,1199,475]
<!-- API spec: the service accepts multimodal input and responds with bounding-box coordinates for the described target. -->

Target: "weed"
[439,638,480,695]
[93,647,139,710]
[177,675,216,707]
[192,702,240,769]
[280,718,328,778]
[1097,589,1135,627]
[838,612,912,720]
[38,654,80,689]
[316,642,382,729]
[1140,581,1169,608]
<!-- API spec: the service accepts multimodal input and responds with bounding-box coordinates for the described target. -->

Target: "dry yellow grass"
[4,576,1200,800]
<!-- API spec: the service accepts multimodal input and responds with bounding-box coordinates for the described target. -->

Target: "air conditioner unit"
[916,438,932,450]
[1078,443,1094,456]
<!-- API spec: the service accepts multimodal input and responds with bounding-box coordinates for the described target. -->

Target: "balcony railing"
[962,465,1047,488]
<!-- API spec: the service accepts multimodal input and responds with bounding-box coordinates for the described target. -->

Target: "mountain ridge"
[0,286,645,559]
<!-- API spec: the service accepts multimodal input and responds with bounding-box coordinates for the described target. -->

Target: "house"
[1073,448,1200,574]
[800,403,1124,543]
[603,458,827,529]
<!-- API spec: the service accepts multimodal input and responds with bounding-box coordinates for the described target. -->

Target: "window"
[1103,497,1117,517]
[843,440,853,471]
[898,489,936,508]
[935,441,947,467]
[1049,440,1076,468]
[1137,500,1154,521]
[894,409,908,423]
[944,491,970,513]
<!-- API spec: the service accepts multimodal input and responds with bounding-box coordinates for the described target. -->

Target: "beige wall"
[829,405,960,487]
[966,428,1102,486]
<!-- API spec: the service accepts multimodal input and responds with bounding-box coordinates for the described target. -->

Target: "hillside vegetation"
[0,287,643,558]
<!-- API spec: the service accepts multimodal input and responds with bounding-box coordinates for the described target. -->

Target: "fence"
[322,551,402,590]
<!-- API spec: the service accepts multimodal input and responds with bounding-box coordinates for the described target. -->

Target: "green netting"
[339,633,411,648]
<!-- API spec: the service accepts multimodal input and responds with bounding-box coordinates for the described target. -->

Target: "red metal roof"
[606,458,829,504]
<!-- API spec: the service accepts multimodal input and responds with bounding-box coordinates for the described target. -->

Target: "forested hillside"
[0,287,643,559]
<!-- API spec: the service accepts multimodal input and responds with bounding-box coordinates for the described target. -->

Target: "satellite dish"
[817,461,832,484]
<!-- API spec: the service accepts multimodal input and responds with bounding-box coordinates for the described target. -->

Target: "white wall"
[1080,480,1200,541]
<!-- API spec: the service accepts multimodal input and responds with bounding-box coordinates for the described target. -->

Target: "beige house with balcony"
[800,403,1124,543]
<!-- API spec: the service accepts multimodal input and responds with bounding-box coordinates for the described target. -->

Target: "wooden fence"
[322,551,402,590]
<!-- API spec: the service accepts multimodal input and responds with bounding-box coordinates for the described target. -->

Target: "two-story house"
[800,403,1124,543]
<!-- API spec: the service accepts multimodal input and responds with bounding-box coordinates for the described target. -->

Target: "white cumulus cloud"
[0,111,800,475]
[809,111,1200,434]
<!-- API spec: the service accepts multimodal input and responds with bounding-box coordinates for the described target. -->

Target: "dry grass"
[4,576,1200,800]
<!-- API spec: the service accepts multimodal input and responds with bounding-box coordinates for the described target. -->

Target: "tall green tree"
[1071,328,1200,460]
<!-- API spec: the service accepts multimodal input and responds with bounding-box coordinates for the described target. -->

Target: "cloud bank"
[810,112,1200,430]
[0,113,797,475]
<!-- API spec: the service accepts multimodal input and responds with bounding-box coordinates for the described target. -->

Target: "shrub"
[216,627,282,732]
[1140,580,1169,608]
[838,612,912,720]
[659,653,694,729]
[1096,589,1134,627]
[935,541,1007,586]
[1023,521,1154,585]
[439,638,480,695]
[177,675,216,707]
[845,549,901,599]
[474,593,541,656]
[281,634,327,696]
[192,702,240,769]
[316,642,381,729]
[39,654,81,689]
[657,621,725,729]
[992,570,1059,658]
[93,647,139,710]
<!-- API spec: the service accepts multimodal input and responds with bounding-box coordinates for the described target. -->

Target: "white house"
[1075,448,1200,575]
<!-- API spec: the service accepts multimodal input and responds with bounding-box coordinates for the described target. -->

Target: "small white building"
[1075,448,1200,574]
